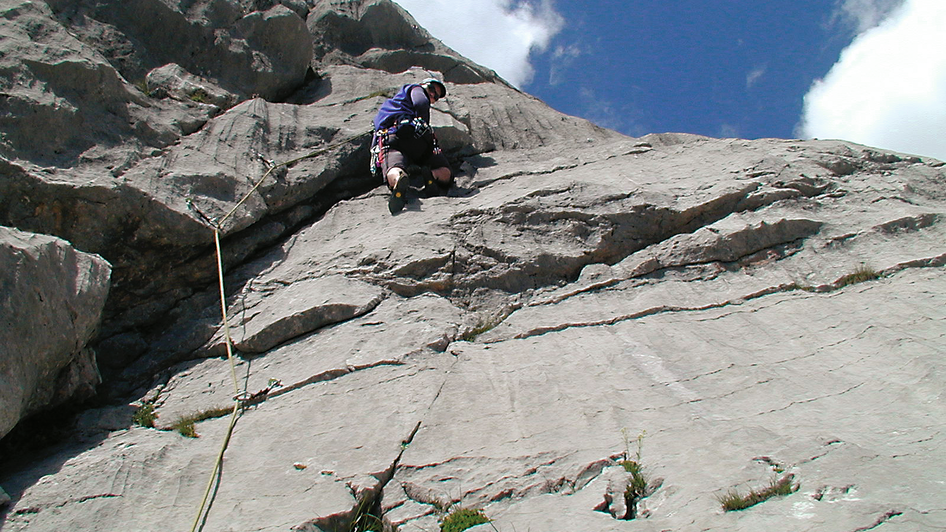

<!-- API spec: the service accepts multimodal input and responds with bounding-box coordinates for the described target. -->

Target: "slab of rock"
[1,0,625,353]
[203,274,384,356]
[389,268,945,532]
[2,349,453,532]
[4,133,944,532]
[0,227,111,439]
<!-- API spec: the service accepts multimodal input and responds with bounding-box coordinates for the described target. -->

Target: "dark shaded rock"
[0,226,110,439]
[44,0,312,101]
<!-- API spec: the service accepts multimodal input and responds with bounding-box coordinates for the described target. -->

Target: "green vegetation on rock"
[441,507,490,532]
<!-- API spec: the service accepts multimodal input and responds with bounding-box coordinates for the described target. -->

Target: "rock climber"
[370,77,452,213]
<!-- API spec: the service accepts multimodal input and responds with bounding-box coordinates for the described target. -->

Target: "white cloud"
[393,0,563,87]
[575,86,648,137]
[550,43,584,86]
[800,0,946,161]
[719,123,740,138]
[832,0,907,33]
[746,65,767,89]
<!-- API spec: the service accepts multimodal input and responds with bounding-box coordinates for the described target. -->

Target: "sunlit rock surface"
[1,1,944,531]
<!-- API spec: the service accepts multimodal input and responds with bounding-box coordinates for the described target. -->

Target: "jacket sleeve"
[408,85,432,124]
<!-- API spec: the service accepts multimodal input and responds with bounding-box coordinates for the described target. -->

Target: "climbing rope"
[186,130,369,532]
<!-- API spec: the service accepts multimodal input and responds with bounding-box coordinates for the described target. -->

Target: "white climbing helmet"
[421,77,447,98]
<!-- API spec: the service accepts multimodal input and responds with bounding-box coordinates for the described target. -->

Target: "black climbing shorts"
[375,128,449,183]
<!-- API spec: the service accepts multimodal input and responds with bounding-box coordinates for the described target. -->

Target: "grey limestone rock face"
[0,226,111,439]
[145,63,239,111]
[307,0,502,85]
[4,133,945,532]
[1,1,945,531]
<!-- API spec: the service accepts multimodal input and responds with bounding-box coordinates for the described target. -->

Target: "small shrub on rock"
[441,507,490,532]
[837,264,881,287]
[718,474,797,511]
[132,404,156,428]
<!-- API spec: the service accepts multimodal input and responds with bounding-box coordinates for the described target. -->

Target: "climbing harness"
[185,130,369,532]
[369,117,441,182]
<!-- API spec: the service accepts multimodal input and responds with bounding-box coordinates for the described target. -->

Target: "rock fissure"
[507,277,814,341]
[851,510,904,532]
[753,383,865,417]
[393,451,614,523]
[509,254,941,345]
[267,359,407,402]
[13,492,121,517]
[441,182,828,312]
[530,237,809,310]
[299,415,423,532]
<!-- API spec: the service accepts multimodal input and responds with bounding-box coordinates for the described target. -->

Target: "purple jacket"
[372,84,432,131]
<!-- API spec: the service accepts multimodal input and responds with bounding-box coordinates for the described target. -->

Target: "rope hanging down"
[186,131,369,532]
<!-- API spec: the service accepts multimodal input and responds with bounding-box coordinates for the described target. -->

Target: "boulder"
[0,227,111,439]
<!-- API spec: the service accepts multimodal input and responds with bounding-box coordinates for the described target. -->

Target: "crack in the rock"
[299,418,423,532]
[524,218,817,309]
[470,164,581,188]
[506,279,806,341]
[852,510,904,531]
[672,364,737,384]
[753,383,865,417]
[632,376,865,419]
[506,254,945,342]
[394,452,613,523]
[536,251,786,310]
[336,351,472,529]
[12,493,121,517]
[253,359,405,405]
[801,440,846,466]
[685,377,776,405]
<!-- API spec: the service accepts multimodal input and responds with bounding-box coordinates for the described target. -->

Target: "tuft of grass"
[133,79,154,97]
[837,264,881,287]
[190,405,235,422]
[618,429,651,519]
[789,264,882,294]
[350,88,396,103]
[350,495,383,532]
[132,403,156,428]
[171,405,235,438]
[786,282,817,292]
[189,87,211,103]
[440,507,490,532]
[461,323,492,342]
[718,475,798,512]
[621,459,648,501]
[173,417,198,438]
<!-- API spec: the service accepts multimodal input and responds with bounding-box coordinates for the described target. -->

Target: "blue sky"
[394,0,946,161]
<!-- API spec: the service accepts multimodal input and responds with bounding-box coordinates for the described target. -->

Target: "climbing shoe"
[421,167,449,197]
[388,172,409,214]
